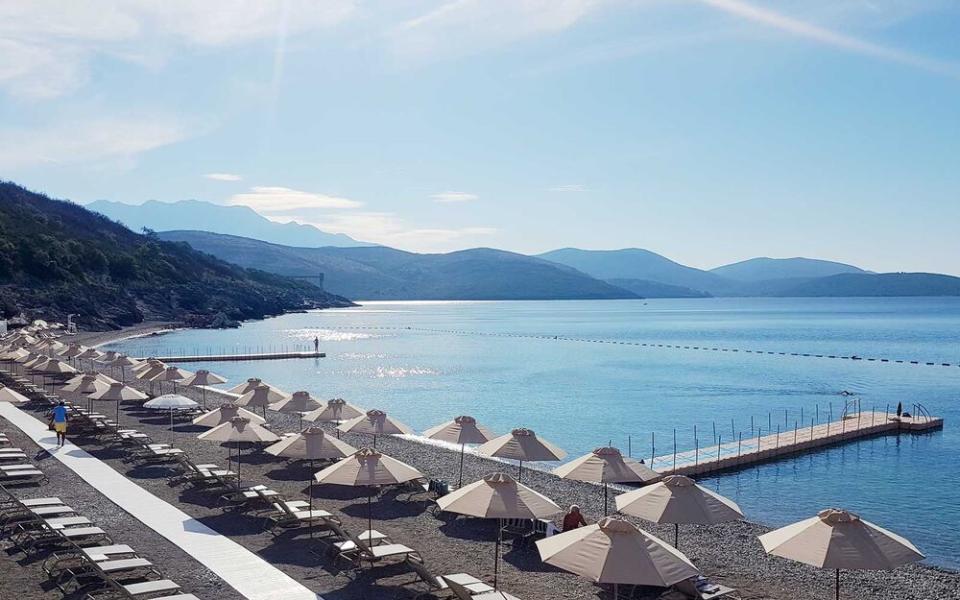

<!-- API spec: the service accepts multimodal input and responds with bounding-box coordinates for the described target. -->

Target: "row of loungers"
[0,453,200,599]
[2,374,524,600]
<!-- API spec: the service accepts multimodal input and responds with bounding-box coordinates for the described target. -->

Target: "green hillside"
[0,182,352,329]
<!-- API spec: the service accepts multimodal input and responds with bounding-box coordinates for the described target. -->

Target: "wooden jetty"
[651,411,943,477]
[143,351,325,363]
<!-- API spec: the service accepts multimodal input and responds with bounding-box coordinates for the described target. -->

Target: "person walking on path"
[313,336,319,353]
[50,401,69,447]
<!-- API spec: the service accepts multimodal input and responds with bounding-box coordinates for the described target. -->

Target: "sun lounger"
[337,530,420,568]
[324,520,389,554]
[0,452,29,461]
[219,484,283,510]
[43,544,139,576]
[83,578,182,599]
[673,576,739,600]
[14,525,112,555]
[262,496,334,534]
[0,467,47,484]
[404,556,493,598]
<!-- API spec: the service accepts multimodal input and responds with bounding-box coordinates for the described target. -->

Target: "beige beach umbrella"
[0,384,30,404]
[57,343,86,361]
[40,358,78,376]
[198,416,280,487]
[65,372,118,387]
[88,382,149,425]
[424,415,496,487]
[62,374,111,396]
[269,390,322,429]
[758,508,924,600]
[144,393,198,430]
[135,360,167,394]
[0,347,30,363]
[150,365,194,394]
[76,347,103,369]
[132,358,164,375]
[235,384,289,418]
[96,350,119,365]
[437,472,561,589]
[477,428,566,481]
[104,354,141,383]
[227,378,288,397]
[266,426,356,537]
[302,397,364,425]
[192,402,265,427]
[314,447,424,536]
[615,474,743,548]
[337,409,414,448]
[537,516,699,596]
[179,369,227,408]
[553,447,661,516]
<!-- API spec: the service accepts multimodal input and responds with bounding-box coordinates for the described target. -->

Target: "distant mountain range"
[710,257,868,281]
[88,199,369,248]
[158,231,635,300]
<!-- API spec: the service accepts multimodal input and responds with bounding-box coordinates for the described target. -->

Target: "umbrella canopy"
[0,384,30,404]
[227,378,288,397]
[144,394,199,410]
[437,472,561,519]
[96,350,119,364]
[151,365,194,383]
[302,397,364,423]
[758,508,924,570]
[88,382,149,403]
[192,403,266,427]
[337,409,414,436]
[615,475,742,525]
[198,416,280,443]
[180,369,227,387]
[76,347,103,361]
[57,344,86,359]
[135,362,168,381]
[106,355,141,369]
[270,390,322,414]
[16,352,42,365]
[61,374,111,395]
[266,426,356,460]
[39,358,78,375]
[615,474,743,548]
[536,516,699,588]
[553,447,660,484]
[0,347,30,361]
[554,447,661,516]
[758,508,923,600]
[24,355,50,369]
[424,415,496,445]
[477,428,566,462]
[132,358,165,374]
[314,447,424,487]
[65,372,118,387]
[236,384,289,410]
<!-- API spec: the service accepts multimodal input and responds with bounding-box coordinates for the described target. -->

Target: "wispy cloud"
[271,211,497,253]
[432,191,479,203]
[0,114,190,169]
[696,0,960,78]
[205,172,242,182]
[227,186,363,213]
[549,184,588,192]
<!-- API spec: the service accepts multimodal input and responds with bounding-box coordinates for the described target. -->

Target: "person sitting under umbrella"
[563,504,587,531]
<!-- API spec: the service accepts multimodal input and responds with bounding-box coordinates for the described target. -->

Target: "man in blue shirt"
[51,401,68,447]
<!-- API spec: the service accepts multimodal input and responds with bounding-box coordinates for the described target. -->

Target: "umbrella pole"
[170,408,174,431]
[309,459,315,540]
[675,523,679,548]
[517,460,522,482]
[459,443,466,488]
[494,518,502,590]
[237,440,241,489]
[116,399,121,427]
[367,489,373,539]
[604,483,609,517]
[836,569,840,600]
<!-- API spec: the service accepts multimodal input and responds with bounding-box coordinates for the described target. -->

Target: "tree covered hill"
[0,182,351,329]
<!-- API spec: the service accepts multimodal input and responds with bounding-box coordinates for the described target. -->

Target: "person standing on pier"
[896,402,903,418]
[313,336,319,353]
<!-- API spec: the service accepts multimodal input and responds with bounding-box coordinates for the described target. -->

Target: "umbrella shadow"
[311,483,371,501]
[197,510,268,536]
[438,519,496,542]
[176,486,226,510]
[263,462,316,482]
[173,424,207,434]
[340,496,426,521]
[501,545,563,573]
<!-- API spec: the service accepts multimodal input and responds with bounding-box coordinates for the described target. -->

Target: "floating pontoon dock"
[142,351,325,363]
[651,411,943,477]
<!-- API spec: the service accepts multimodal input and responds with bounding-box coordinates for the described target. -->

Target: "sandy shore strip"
[10,323,959,600]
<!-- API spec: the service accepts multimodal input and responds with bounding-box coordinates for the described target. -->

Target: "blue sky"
[1,1,959,274]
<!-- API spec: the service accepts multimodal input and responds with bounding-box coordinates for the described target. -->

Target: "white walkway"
[0,403,322,600]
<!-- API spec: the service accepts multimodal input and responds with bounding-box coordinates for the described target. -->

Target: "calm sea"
[108,298,960,568]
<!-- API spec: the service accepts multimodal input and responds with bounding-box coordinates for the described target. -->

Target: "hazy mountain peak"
[710,256,867,282]
[87,198,368,248]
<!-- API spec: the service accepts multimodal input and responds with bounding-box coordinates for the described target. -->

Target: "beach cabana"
[437,472,561,589]
[198,417,280,488]
[615,474,743,548]
[192,403,265,428]
[269,390,322,429]
[424,415,496,487]
[314,447,423,535]
[337,409,414,448]
[88,382,148,425]
[553,446,660,515]
[144,394,199,430]
[266,427,356,537]
[477,428,566,481]
[758,508,924,600]
[536,516,699,597]
[179,369,227,408]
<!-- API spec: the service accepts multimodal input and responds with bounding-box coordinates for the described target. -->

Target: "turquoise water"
[108,298,960,568]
